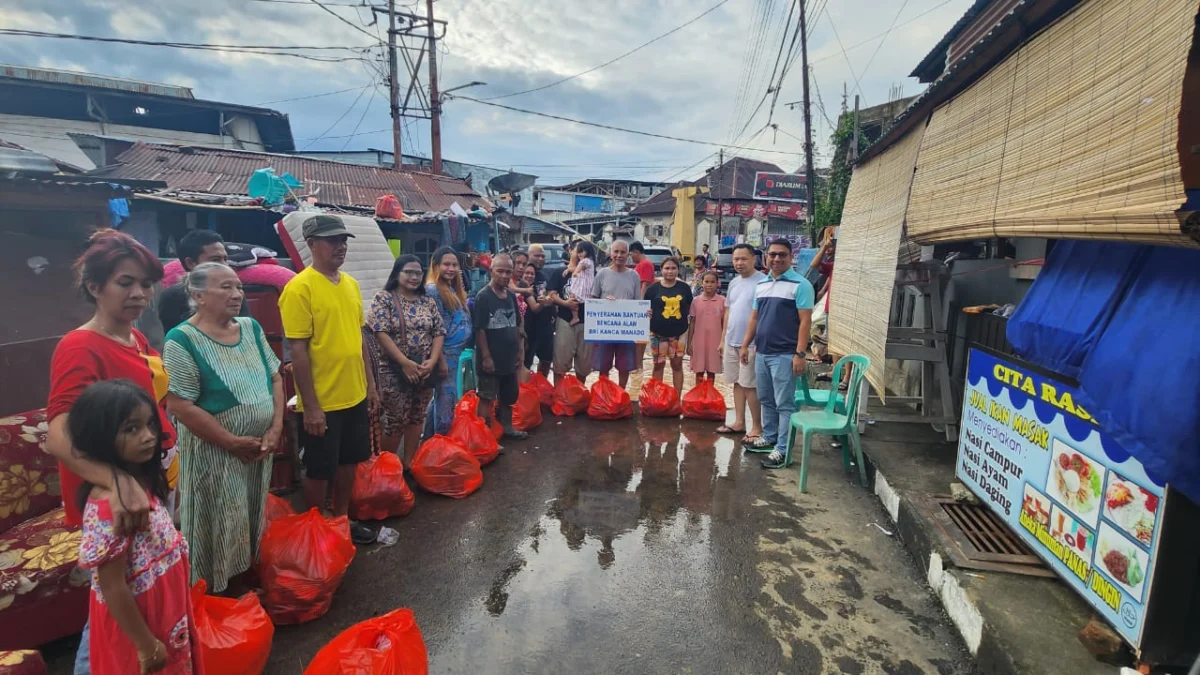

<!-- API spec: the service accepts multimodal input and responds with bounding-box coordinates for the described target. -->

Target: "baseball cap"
[302,214,355,239]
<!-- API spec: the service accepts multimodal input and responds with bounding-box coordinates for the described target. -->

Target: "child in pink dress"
[687,271,726,380]
[72,379,204,675]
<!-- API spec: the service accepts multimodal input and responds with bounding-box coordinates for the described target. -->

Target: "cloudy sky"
[0,0,970,185]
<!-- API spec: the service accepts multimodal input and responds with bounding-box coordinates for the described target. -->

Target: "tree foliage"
[812,112,869,231]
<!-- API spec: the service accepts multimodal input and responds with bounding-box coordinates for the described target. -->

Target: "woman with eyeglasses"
[367,255,446,465]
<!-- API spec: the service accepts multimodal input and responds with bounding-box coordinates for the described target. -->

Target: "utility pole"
[426,0,442,174]
[387,0,401,170]
[851,95,861,163]
[716,148,724,237]
[799,1,816,234]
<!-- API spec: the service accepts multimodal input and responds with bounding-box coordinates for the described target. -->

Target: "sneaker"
[761,450,790,470]
[503,429,528,441]
[350,521,378,545]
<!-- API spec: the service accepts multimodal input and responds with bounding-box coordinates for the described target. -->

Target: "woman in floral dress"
[368,255,446,464]
[163,263,284,594]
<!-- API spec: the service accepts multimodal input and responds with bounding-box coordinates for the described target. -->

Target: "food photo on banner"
[956,348,1200,661]
[583,300,651,343]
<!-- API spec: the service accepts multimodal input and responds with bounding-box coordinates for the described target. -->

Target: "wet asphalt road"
[266,414,973,675]
[44,412,974,674]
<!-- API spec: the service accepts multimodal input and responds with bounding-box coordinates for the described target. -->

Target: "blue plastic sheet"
[1076,245,1200,502]
[1005,240,1146,379]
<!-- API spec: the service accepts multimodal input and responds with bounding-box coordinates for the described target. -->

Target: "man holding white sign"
[588,240,644,389]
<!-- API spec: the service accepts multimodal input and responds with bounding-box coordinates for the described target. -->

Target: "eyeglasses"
[766,252,791,258]
[400,269,424,277]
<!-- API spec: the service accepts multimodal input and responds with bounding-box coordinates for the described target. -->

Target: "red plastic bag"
[527,372,555,408]
[448,408,500,466]
[588,376,633,420]
[551,374,591,416]
[192,580,274,675]
[513,383,543,431]
[258,509,356,625]
[410,435,483,498]
[265,493,295,526]
[682,379,727,421]
[304,607,428,675]
[375,194,403,220]
[351,452,416,521]
[639,377,682,417]
[456,392,502,440]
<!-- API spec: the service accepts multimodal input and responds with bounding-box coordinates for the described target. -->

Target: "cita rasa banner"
[956,349,1166,648]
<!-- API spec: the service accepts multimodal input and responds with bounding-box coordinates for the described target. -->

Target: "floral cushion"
[0,509,88,650]
[0,650,47,675]
[0,411,58,535]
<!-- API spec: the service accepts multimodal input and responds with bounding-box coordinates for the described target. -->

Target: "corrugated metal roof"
[93,142,489,214]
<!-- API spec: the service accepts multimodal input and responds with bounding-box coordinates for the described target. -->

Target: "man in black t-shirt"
[473,253,528,440]
[546,241,594,384]
[524,245,556,377]
[157,230,250,331]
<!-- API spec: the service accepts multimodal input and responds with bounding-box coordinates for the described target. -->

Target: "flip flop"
[716,425,744,435]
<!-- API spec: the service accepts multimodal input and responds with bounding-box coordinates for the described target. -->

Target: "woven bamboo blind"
[829,126,927,398]
[908,0,1197,246]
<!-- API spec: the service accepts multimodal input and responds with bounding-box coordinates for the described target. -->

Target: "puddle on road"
[430,419,748,673]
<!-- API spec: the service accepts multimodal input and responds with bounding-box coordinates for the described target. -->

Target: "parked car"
[540,242,568,278]
[714,246,763,291]
[642,245,682,274]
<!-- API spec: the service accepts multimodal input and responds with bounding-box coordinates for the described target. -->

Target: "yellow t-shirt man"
[279,267,366,412]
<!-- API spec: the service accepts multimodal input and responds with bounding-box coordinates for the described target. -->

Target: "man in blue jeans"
[739,239,814,469]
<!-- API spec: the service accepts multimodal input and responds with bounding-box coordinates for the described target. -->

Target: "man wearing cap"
[279,215,379,545]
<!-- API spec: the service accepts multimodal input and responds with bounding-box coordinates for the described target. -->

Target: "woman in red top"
[46,229,177,531]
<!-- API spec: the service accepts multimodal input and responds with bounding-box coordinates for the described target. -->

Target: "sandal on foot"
[716,425,744,435]
[743,436,774,453]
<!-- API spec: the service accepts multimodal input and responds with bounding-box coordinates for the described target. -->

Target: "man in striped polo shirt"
[739,238,815,469]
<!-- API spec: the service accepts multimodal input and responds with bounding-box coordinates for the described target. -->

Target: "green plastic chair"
[457,347,477,400]
[782,355,870,493]
[795,368,846,410]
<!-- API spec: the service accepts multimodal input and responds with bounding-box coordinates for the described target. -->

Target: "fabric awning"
[907,0,1197,247]
[828,125,927,398]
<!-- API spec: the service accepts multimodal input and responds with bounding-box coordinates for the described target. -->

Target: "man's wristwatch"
[795,351,807,357]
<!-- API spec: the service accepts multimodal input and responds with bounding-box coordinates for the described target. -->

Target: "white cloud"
[0,0,974,183]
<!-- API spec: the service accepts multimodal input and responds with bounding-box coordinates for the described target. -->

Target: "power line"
[250,0,376,5]
[726,0,775,144]
[447,96,804,156]
[302,83,373,149]
[821,10,864,102]
[485,0,731,100]
[0,29,371,52]
[255,84,375,105]
[809,0,956,66]
[852,0,911,98]
[306,0,386,43]
[0,29,373,62]
[341,89,380,150]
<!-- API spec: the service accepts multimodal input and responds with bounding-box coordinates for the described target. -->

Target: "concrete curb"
[861,452,1123,675]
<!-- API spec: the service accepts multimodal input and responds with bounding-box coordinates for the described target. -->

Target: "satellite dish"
[487,171,537,195]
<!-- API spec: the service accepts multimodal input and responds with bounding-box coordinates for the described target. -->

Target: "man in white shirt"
[719,244,766,443]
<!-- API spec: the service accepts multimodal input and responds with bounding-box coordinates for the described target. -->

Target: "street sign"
[584,299,651,343]
[754,172,808,203]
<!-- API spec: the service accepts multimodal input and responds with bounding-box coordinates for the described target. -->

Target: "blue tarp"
[1006,240,1146,379]
[1006,240,1200,502]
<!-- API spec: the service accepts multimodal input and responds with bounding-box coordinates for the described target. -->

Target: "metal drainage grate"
[918,496,1054,578]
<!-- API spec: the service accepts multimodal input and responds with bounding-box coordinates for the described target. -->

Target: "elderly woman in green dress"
[163,262,284,593]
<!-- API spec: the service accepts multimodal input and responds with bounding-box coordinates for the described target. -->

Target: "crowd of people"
[42,213,823,673]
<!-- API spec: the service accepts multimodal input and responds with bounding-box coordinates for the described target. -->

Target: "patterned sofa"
[0,410,88,650]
